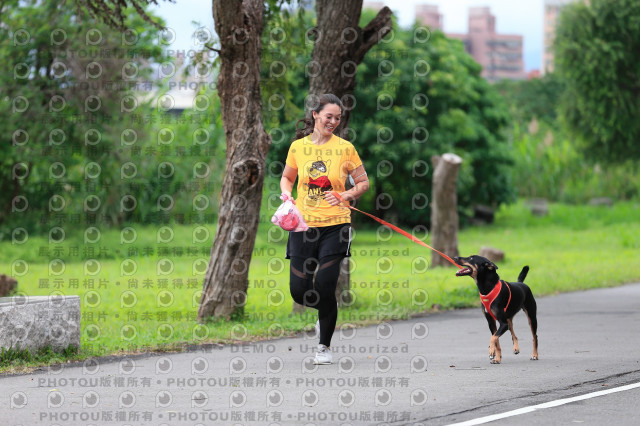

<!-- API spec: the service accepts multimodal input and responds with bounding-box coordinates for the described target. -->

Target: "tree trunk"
[198,0,270,320]
[309,1,393,136]
[430,154,463,268]
[295,1,392,310]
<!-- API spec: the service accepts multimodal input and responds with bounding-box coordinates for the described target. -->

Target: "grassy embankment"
[1,201,638,372]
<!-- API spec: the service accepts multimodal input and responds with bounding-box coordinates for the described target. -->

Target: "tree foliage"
[350,23,514,225]
[554,0,640,163]
[0,0,223,236]
[494,73,565,125]
[71,0,168,30]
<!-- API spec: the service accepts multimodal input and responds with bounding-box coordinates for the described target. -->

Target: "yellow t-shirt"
[285,135,363,227]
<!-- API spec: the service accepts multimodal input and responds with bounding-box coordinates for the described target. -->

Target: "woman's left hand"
[324,191,347,206]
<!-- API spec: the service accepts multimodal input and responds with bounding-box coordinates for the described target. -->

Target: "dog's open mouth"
[456,267,472,277]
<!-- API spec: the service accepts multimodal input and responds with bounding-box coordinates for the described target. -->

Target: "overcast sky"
[151,0,543,72]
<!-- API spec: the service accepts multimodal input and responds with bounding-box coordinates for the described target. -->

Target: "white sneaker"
[313,344,332,365]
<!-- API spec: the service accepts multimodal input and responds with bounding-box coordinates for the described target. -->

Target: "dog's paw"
[530,355,538,361]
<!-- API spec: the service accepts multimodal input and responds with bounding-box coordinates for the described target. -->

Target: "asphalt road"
[1,283,640,425]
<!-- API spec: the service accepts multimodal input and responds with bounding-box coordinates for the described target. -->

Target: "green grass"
[1,201,639,372]
[0,345,78,369]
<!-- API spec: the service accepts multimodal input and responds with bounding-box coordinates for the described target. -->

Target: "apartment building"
[417,5,526,82]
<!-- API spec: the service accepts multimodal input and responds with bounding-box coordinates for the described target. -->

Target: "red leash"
[331,191,463,269]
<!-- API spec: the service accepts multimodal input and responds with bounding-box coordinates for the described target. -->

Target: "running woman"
[280,93,369,364]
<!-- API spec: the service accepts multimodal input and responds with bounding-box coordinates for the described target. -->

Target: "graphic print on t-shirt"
[305,157,333,201]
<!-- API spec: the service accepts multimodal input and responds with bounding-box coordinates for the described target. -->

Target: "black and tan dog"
[453,255,538,364]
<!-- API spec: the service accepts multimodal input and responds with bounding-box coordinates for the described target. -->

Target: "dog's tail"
[518,266,530,283]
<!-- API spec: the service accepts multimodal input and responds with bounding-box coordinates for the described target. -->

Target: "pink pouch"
[271,197,308,232]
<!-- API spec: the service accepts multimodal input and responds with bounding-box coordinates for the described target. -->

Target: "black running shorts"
[286,223,352,260]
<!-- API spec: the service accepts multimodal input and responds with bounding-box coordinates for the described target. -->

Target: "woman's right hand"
[280,192,294,204]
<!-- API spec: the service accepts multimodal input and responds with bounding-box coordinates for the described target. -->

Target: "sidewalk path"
[2,283,640,425]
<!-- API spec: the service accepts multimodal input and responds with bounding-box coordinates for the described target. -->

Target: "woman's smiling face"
[313,103,341,137]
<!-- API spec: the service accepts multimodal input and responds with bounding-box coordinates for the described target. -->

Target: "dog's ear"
[484,261,498,271]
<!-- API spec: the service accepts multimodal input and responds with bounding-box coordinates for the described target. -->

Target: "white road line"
[448,381,640,426]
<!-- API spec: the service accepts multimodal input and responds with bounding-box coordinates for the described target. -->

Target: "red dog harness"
[479,280,512,320]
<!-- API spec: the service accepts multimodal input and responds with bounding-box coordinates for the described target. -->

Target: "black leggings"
[289,254,344,347]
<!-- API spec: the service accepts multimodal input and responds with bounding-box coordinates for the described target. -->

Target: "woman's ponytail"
[294,117,315,140]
